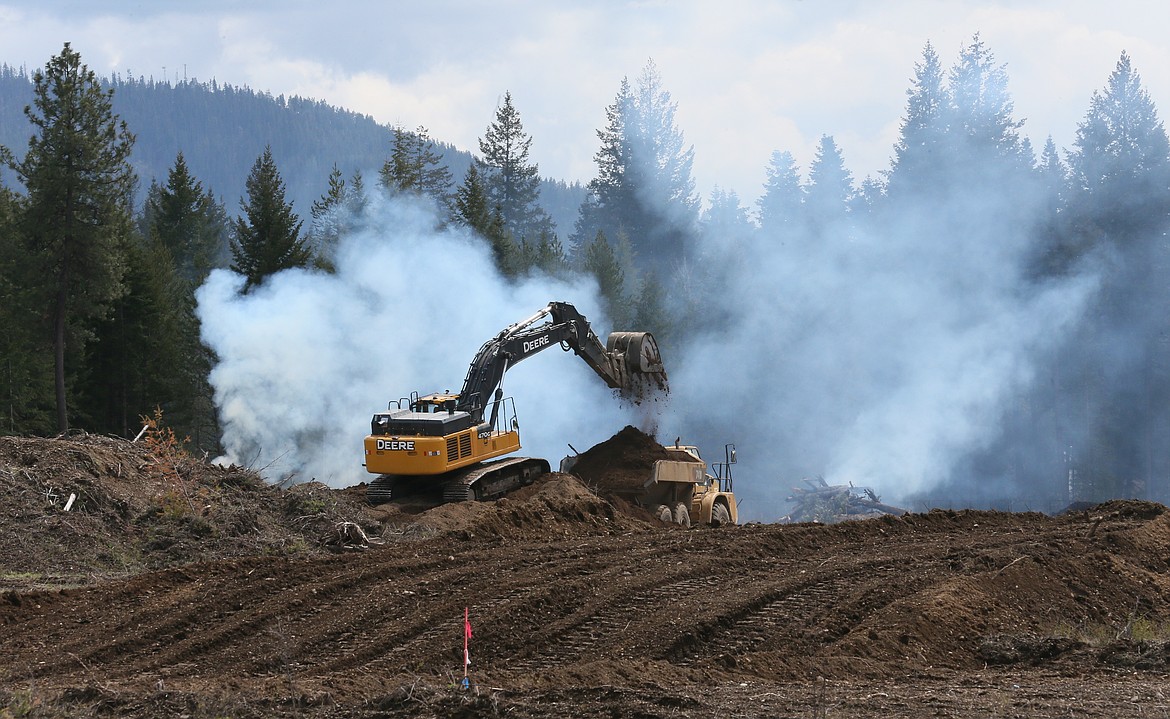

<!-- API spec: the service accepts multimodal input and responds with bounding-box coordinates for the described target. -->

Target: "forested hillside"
[0,64,585,234]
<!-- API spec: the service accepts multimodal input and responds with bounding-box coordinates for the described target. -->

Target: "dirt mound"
[409,472,653,540]
[0,434,378,590]
[566,425,698,496]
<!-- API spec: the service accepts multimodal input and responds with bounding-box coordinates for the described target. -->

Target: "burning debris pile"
[782,476,907,524]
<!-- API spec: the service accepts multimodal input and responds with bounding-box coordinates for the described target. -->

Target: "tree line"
[2,37,1169,507]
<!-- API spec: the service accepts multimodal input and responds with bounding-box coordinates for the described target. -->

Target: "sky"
[2,1,1168,206]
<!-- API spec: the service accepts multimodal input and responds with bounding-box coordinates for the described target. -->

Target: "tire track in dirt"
[18,551,456,679]
[668,559,913,668]
[325,533,709,676]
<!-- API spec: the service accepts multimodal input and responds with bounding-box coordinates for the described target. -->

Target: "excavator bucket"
[607,331,668,399]
[608,331,664,373]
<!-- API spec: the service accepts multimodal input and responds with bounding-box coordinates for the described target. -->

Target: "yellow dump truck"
[561,441,738,527]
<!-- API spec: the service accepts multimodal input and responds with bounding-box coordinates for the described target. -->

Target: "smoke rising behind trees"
[194,36,1170,519]
[668,38,1170,515]
[4,34,1170,520]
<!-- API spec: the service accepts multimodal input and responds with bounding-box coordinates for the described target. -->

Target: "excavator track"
[442,457,550,502]
[365,475,399,505]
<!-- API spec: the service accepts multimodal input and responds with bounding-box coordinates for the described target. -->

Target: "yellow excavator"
[362,301,667,503]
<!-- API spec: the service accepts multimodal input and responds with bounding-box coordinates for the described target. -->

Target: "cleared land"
[2,432,1169,717]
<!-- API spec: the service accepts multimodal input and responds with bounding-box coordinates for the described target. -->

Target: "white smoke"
[659,207,1100,518]
[196,192,641,487]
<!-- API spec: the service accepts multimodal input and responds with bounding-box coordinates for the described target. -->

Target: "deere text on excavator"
[362,301,667,504]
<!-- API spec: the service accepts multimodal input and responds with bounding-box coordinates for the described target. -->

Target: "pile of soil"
[566,425,700,497]
[403,472,656,541]
[0,434,378,590]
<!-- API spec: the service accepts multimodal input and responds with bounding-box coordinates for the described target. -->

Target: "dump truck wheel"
[711,502,731,527]
[673,502,691,528]
[653,504,673,523]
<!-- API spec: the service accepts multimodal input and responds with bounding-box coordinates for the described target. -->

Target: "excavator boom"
[456,301,665,423]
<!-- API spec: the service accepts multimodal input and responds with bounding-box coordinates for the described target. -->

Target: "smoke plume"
[197,193,640,487]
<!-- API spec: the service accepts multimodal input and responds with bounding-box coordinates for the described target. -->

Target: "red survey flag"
[464,607,472,667]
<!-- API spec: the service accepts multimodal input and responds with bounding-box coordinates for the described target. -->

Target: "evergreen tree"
[454,163,492,232]
[757,150,805,237]
[3,43,136,433]
[477,91,554,242]
[230,146,309,291]
[145,152,227,285]
[628,269,672,349]
[455,162,521,276]
[850,175,885,218]
[948,35,1024,154]
[885,35,1033,213]
[573,77,635,258]
[582,230,628,326]
[945,33,1031,186]
[886,41,947,199]
[381,124,453,215]
[523,229,569,277]
[629,60,700,252]
[1061,52,1170,500]
[1031,136,1074,274]
[1067,51,1170,241]
[805,136,854,230]
[79,232,185,438]
[308,163,346,270]
[135,154,225,447]
[573,61,699,267]
[345,170,368,220]
[701,187,754,245]
[0,185,54,433]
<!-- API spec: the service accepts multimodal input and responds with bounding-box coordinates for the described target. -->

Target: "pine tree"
[79,232,183,438]
[1062,52,1170,500]
[455,164,492,233]
[0,185,54,434]
[1032,136,1075,275]
[575,78,634,248]
[145,152,227,285]
[948,34,1025,158]
[4,43,136,433]
[455,163,521,277]
[1067,51,1170,241]
[945,33,1032,192]
[230,146,309,291]
[573,61,699,266]
[629,269,673,351]
[345,170,368,220]
[701,187,754,245]
[308,163,346,270]
[477,92,554,243]
[630,60,699,234]
[757,150,805,237]
[805,135,854,232]
[525,229,569,277]
[381,124,453,215]
[886,41,947,199]
[582,230,628,326]
[135,154,224,447]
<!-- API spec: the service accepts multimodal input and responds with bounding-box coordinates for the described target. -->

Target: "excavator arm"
[456,301,666,424]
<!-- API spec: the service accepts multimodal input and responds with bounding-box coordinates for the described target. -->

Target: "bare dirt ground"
[2,429,1170,717]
